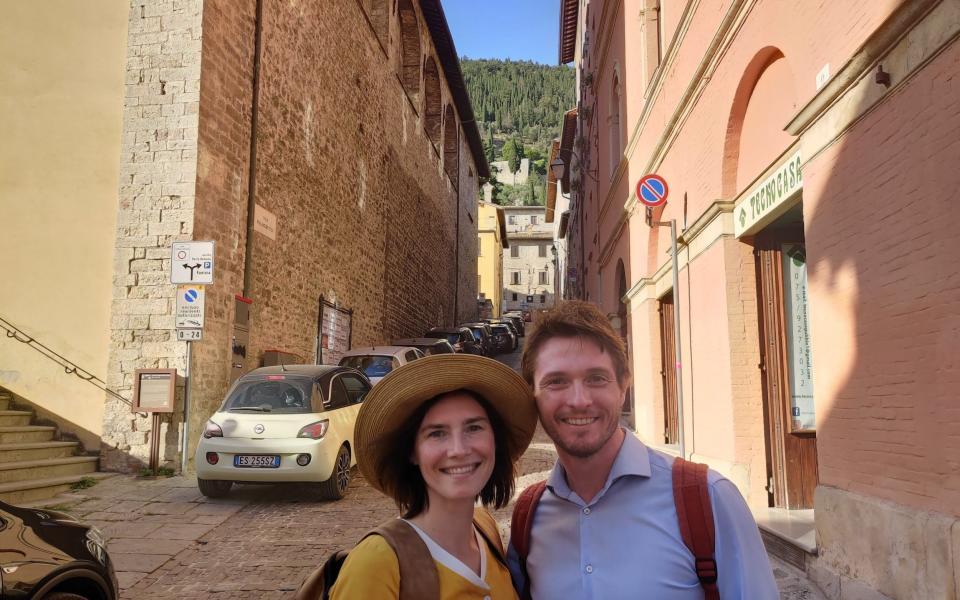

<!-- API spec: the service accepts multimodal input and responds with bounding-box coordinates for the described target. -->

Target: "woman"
[330,353,537,599]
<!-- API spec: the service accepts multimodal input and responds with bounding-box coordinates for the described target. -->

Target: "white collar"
[402,519,489,589]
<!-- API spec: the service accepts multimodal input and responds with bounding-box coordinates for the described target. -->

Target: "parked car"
[337,346,424,385]
[502,314,525,337]
[485,319,520,350]
[488,323,515,353]
[195,364,371,500]
[392,337,456,356]
[424,327,482,355]
[460,322,496,356]
[0,501,117,599]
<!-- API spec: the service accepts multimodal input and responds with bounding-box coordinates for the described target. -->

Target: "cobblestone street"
[39,343,823,599]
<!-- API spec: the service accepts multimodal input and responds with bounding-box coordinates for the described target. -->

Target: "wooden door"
[658,293,679,445]
[756,238,818,509]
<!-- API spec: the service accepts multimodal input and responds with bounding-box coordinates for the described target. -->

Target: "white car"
[337,346,424,385]
[194,364,371,500]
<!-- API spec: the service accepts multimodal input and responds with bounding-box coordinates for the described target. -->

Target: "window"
[478,274,482,290]
[338,374,369,404]
[327,378,350,410]
[511,245,520,258]
[610,72,623,176]
[540,294,546,304]
[397,0,421,99]
[539,271,548,285]
[512,293,518,301]
[658,291,678,444]
[405,350,420,362]
[509,215,516,224]
[531,215,538,225]
[539,244,547,258]
[478,236,483,256]
[423,58,441,144]
[443,104,459,187]
[511,272,521,285]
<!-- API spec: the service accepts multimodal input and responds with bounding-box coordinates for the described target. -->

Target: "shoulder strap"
[294,549,350,600]
[510,480,547,600]
[373,520,440,600]
[672,458,719,600]
[473,506,507,566]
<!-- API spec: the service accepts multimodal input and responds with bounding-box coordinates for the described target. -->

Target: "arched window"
[397,0,421,100]
[609,72,623,177]
[423,57,441,144]
[443,104,459,188]
[363,0,388,45]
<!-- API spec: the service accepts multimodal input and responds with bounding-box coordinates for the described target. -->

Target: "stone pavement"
[37,342,824,598]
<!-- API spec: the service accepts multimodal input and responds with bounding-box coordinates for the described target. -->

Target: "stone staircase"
[0,389,111,504]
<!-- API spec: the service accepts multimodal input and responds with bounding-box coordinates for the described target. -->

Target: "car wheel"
[43,594,88,600]
[197,478,232,498]
[318,445,351,500]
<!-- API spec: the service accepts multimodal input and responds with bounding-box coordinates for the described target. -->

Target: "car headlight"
[86,526,108,564]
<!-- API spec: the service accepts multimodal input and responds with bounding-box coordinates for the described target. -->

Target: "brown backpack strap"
[672,458,719,600]
[374,519,440,600]
[473,506,507,566]
[510,480,547,600]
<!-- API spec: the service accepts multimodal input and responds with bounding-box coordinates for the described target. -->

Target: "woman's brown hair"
[373,389,516,519]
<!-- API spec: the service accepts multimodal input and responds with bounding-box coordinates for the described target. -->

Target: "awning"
[559,108,578,194]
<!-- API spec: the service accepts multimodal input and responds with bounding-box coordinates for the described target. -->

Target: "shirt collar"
[546,429,651,504]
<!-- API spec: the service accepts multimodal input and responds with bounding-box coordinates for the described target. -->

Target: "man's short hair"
[521,301,631,387]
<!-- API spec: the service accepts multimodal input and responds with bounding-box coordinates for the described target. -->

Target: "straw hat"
[354,353,537,495]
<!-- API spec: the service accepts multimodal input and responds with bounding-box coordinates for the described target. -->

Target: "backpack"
[295,507,506,600]
[510,457,719,600]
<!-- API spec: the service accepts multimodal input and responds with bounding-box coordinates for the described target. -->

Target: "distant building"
[502,206,556,313]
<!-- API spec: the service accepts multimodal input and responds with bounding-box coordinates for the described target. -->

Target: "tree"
[502,138,519,174]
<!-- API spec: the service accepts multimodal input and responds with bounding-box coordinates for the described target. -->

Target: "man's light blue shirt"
[506,432,779,599]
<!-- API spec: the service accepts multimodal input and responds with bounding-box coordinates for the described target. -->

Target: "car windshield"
[491,325,509,334]
[423,344,451,355]
[222,377,314,413]
[426,331,459,345]
[469,329,483,341]
[339,355,396,378]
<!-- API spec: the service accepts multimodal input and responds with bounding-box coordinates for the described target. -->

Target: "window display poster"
[782,244,816,430]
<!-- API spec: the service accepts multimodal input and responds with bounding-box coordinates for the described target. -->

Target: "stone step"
[0,456,98,484]
[0,441,79,462]
[0,472,115,505]
[0,410,35,427]
[0,426,56,444]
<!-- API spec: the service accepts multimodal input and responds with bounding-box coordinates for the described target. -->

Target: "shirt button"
[583,507,591,515]
[585,564,594,574]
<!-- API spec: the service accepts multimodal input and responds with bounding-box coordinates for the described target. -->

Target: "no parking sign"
[636,174,669,207]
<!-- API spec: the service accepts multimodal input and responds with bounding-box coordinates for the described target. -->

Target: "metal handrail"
[0,315,144,415]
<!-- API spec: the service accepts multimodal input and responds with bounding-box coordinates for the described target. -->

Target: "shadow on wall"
[801,30,959,599]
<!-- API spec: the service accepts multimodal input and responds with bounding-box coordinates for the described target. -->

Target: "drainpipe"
[243,0,265,297]
[453,177,460,325]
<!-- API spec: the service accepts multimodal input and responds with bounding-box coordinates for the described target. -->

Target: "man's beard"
[540,413,620,459]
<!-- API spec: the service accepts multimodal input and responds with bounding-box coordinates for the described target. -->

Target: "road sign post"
[637,173,686,458]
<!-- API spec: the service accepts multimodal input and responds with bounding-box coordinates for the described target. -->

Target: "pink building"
[556,0,960,597]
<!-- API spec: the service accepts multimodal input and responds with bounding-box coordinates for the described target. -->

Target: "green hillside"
[461,58,575,205]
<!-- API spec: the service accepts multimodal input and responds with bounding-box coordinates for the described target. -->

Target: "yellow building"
[0,1,128,452]
[476,203,507,317]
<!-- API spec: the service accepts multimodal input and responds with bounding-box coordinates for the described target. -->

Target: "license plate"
[234,455,280,468]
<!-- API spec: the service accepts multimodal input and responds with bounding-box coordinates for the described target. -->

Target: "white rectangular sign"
[734,151,803,238]
[170,241,215,284]
[175,285,205,329]
[176,329,203,341]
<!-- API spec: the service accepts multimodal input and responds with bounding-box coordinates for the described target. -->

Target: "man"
[507,301,778,599]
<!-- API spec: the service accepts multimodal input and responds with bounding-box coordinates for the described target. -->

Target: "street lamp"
[550,153,598,183]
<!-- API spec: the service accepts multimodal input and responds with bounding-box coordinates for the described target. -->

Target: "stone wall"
[102,0,204,471]
[103,0,480,470]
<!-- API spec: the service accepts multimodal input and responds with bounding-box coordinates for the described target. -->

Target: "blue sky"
[443,0,561,65]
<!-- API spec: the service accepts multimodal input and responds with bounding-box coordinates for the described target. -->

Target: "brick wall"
[805,38,960,517]
[102,0,204,471]
[104,0,480,471]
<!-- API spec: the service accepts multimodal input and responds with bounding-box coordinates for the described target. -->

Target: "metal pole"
[668,221,686,459]
[180,340,192,473]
